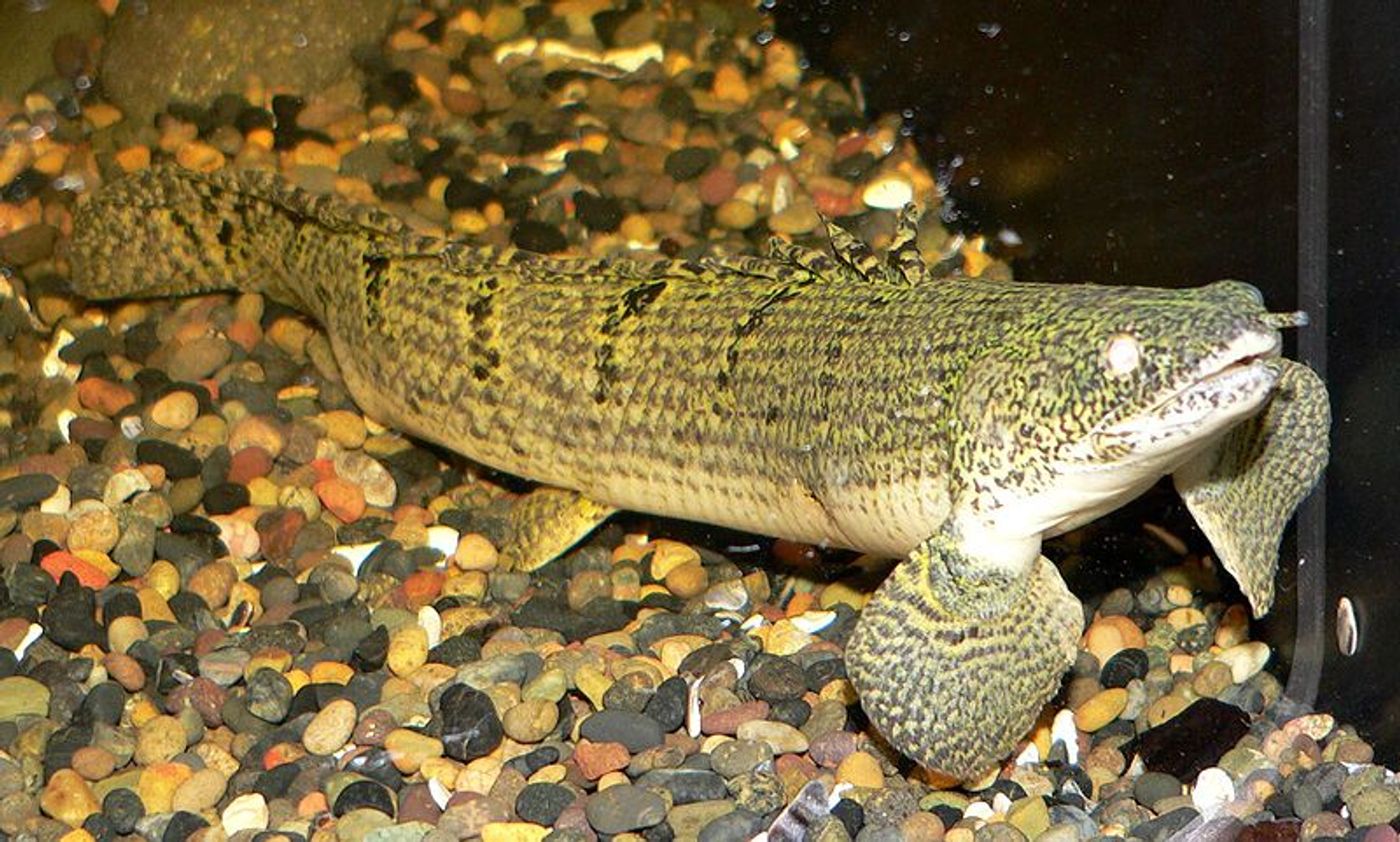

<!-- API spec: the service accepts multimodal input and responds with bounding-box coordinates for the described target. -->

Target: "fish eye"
[1103,333,1141,376]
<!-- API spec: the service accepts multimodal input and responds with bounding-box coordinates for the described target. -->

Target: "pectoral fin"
[846,529,1083,779]
[1173,359,1329,616]
[498,487,616,572]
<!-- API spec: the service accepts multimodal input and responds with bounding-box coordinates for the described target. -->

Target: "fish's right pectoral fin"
[845,529,1083,780]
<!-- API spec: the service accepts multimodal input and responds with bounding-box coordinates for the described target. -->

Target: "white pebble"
[685,676,703,738]
[418,605,442,649]
[428,777,452,811]
[14,623,42,661]
[119,415,144,439]
[963,800,995,820]
[1014,741,1041,767]
[41,328,79,381]
[790,610,836,633]
[39,484,70,515]
[1191,766,1235,816]
[56,409,77,442]
[991,791,1012,815]
[1051,707,1080,766]
[425,524,460,559]
[862,174,914,210]
[332,541,381,575]
[1216,641,1270,683]
[220,793,269,835]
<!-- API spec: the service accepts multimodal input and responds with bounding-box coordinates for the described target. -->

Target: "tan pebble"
[171,767,227,812]
[387,625,429,678]
[481,822,550,842]
[835,751,883,788]
[818,581,867,611]
[1145,693,1191,727]
[1083,617,1125,664]
[319,410,367,449]
[1073,688,1128,732]
[39,768,99,827]
[1165,606,1207,629]
[138,761,192,813]
[736,720,809,754]
[66,501,120,553]
[768,201,821,236]
[1216,641,1270,683]
[1284,713,1336,742]
[715,199,758,230]
[385,728,443,774]
[228,415,285,457]
[175,141,225,172]
[899,811,946,841]
[1165,583,1194,606]
[712,63,750,103]
[575,666,612,710]
[1006,793,1051,838]
[1214,604,1251,648]
[186,561,237,609]
[70,745,117,781]
[135,715,187,765]
[648,540,700,579]
[1191,661,1234,698]
[149,390,199,430]
[481,4,525,39]
[106,615,148,655]
[303,698,358,756]
[501,699,559,744]
[764,620,814,656]
[664,562,709,599]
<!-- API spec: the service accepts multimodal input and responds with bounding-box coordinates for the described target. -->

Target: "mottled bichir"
[68,166,1329,779]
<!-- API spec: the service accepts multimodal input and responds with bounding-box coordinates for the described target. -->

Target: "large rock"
[100,0,400,123]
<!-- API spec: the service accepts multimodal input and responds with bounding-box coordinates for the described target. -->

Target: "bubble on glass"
[759,0,776,8]
[984,84,995,95]
[968,176,981,187]
[818,22,830,34]
[755,30,774,46]
[897,31,912,43]
[977,21,1002,38]
[292,32,309,48]
[74,75,92,91]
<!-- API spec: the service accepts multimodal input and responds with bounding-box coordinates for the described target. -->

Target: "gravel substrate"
[0,2,1389,841]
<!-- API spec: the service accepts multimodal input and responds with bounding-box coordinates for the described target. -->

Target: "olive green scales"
[68,166,1329,779]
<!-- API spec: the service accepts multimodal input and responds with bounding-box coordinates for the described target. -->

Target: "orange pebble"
[297,791,329,817]
[402,569,444,607]
[314,477,365,522]
[40,551,111,589]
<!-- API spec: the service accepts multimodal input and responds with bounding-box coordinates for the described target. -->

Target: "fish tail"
[66,165,407,319]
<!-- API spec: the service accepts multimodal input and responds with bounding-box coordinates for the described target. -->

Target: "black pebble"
[664,147,716,181]
[162,811,209,842]
[636,768,728,805]
[103,788,144,834]
[202,482,249,515]
[333,779,396,817]
[78,682,126,726]
[510,220,568,254]
[352,625,389,672]
[747,655,806,702]
[573,190,623,232]
[0,474,59,509]
[43,574,104,651]
[345,747,404,791]
[698,808,765,842]
[135,439,202,479]
[435,684,503,763]
[580,709,663,753]
[643,676,688,733]
[506,745,561,778]
[768,698,811,728]
[515,782,575,826]
[443,176,496,210]
[1122,698,1251,780]
[428,632,482,667]
[832,798,865,836]
[1101,647,1151,688]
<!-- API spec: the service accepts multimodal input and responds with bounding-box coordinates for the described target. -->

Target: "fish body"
[69,166,1329,777]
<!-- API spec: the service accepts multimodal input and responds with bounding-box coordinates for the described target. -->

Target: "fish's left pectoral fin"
[498,487,616,572]
[1173,359,1330,616]
[845,529,1083,780]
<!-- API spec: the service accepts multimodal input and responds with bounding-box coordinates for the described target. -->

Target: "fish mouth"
[1073,328,1283,466]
